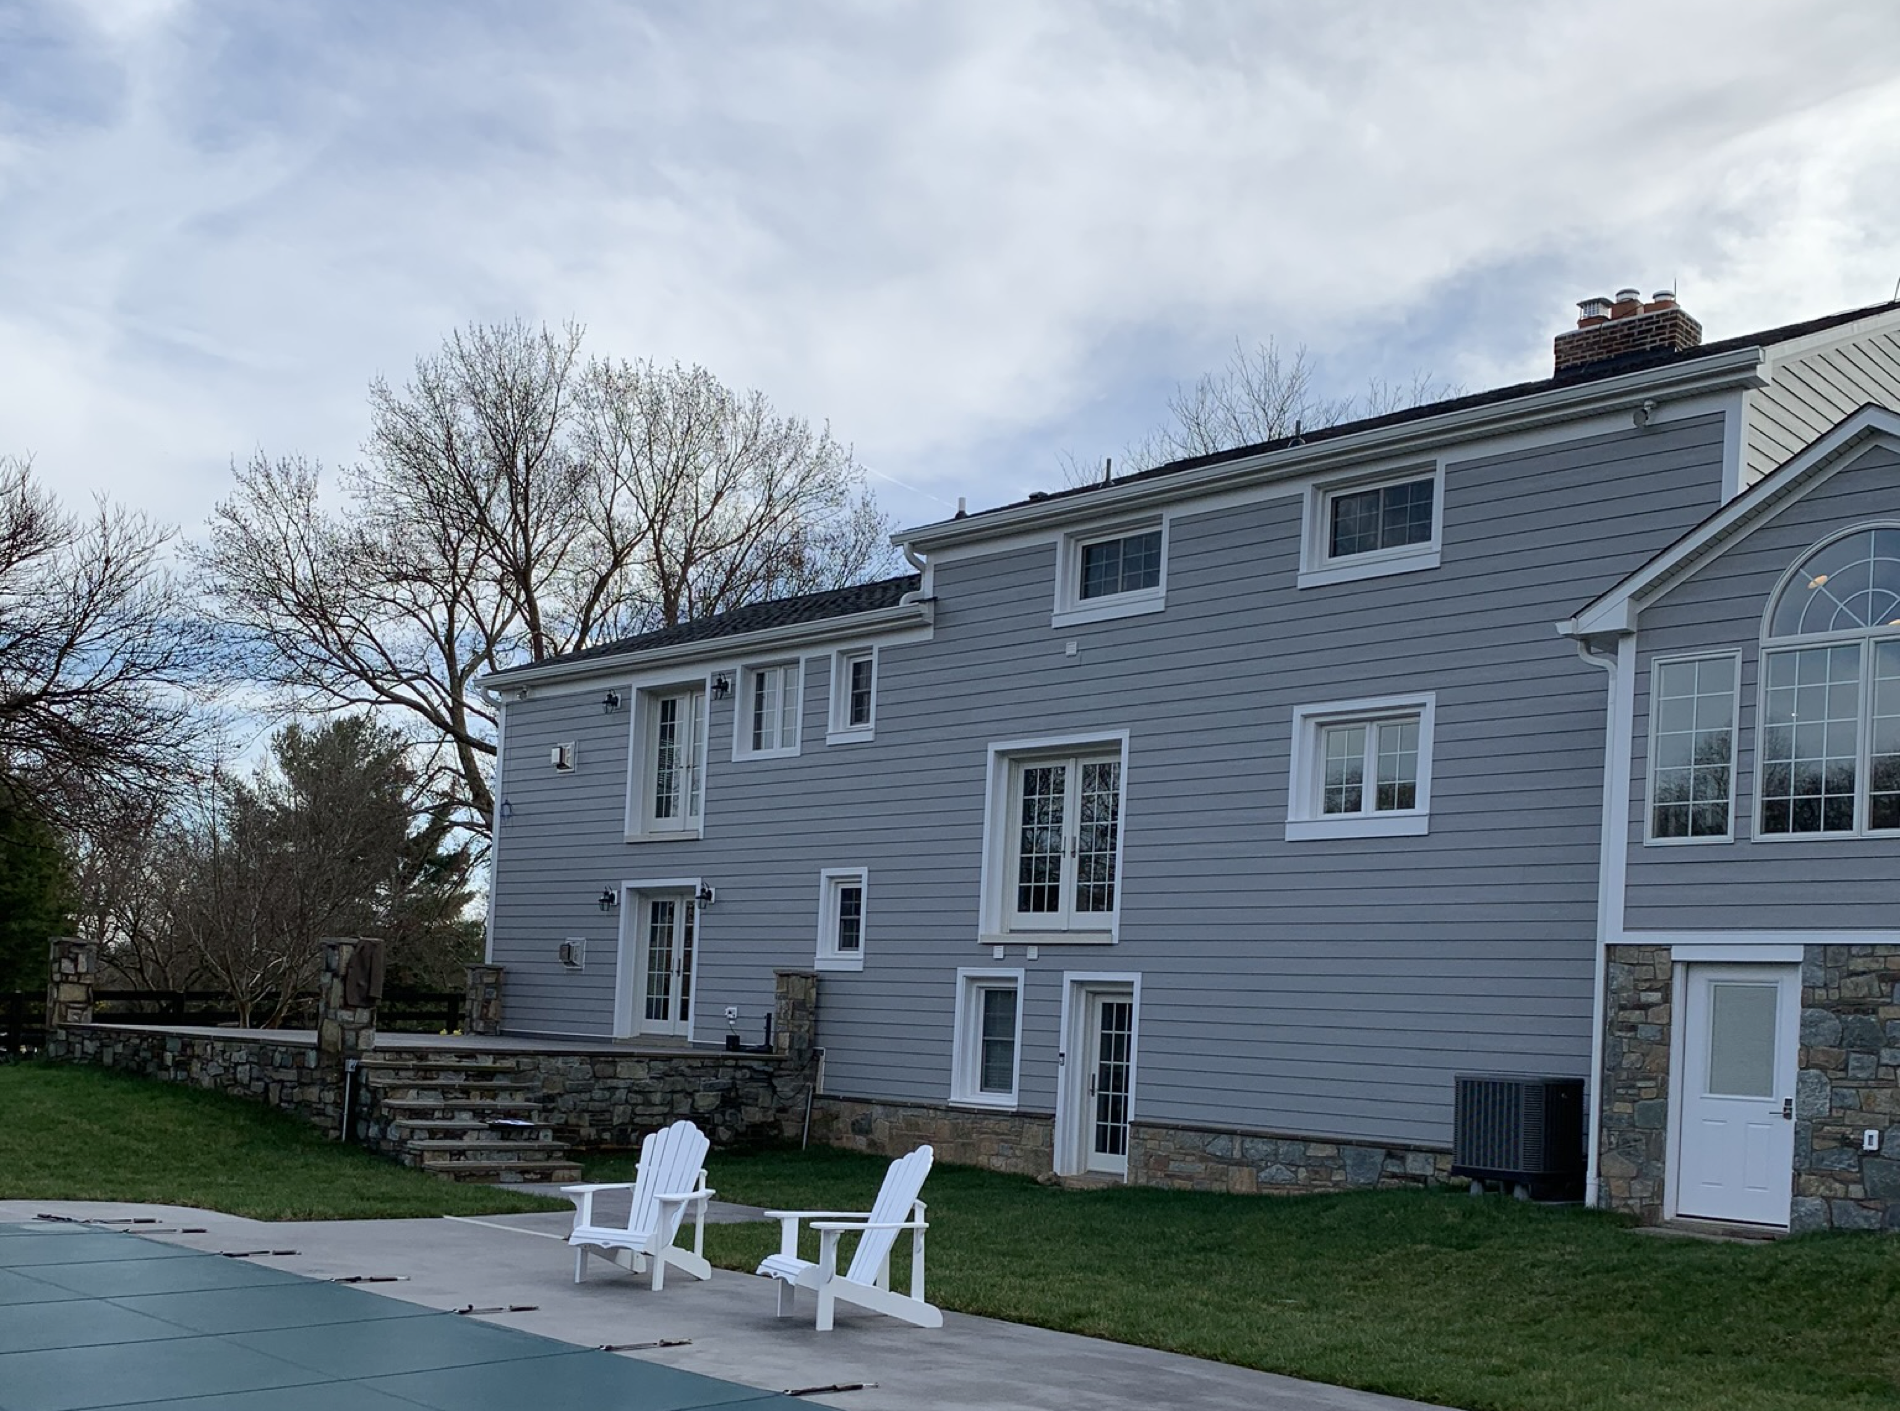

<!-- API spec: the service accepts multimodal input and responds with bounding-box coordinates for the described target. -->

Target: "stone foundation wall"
[508,1050,811,1149]
[1792,945,1900,1233]
[810,1096,1055,1174]
[45,1024,343,1132]
[1598,943,1672,1222]
[1130,1123,1452,1194]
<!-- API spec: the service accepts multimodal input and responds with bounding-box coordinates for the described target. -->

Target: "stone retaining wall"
[810,1095,1056,1174]
[509,1050,809,1149]
[45,1024,344,1132]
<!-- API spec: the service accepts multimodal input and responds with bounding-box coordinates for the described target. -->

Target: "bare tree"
[1066,340,1463,485]
[0,456,210,828]
[198,322,896,832]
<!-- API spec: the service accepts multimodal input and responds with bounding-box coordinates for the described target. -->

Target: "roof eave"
[895,348,1770,551]
[479,599,934,694]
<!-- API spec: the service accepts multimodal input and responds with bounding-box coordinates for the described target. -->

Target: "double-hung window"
[815,868,867,971]
[827,648,876,743]
[1287,695,1435,840]
[630,685,706,838]
[738,662,801,758]
[1053,521,1167,627]
[1757,526,1900,838]
[951,969,1022,1107]
[982,738,1126,943]
[1646,654,1738,842]
[1300,466,1443,588]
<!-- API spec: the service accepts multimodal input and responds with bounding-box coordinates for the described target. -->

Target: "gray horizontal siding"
[1625,442,1900,931]
[1747,331,1900,483]
[491,414,1728,1151]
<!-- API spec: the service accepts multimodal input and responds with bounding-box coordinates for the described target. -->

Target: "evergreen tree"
[0,798,73,992]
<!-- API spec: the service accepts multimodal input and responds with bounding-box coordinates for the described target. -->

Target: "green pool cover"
[0,1221,793,1410]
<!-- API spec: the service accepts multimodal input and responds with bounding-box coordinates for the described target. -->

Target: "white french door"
[636,896,697,1038]
[1065,987,1135,1177]
[1675,963,1799,1226]
[1006,755,1121,932]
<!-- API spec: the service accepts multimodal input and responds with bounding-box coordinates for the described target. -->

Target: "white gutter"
[1567,631,1636,1209]
[897,348,1771,551]
[479,599,933,693]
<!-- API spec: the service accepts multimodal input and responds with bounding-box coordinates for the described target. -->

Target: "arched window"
[1758,526,1900,836]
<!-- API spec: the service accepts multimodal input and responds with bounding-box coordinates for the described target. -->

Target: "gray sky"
[5,0,1899,539]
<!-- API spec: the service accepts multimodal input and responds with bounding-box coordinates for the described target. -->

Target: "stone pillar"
[318,937,381,1065]
[45,937,97,1030]
[774,969,818,1063]
[463,964,505,1036]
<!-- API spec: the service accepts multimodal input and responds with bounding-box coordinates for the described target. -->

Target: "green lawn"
[0,1061,564,1220]
[9,1062,1900,1411]
[587,1144,1900,1411]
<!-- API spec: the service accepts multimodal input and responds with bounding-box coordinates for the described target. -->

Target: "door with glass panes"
[636,896,697,1038]
[1078,988,1135,1177]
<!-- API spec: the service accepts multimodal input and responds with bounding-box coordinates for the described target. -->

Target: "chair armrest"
[809,1219,927,1232]
[759,1209,872,1220]
[653,1188,715,1204]
[561,1183,634,1195]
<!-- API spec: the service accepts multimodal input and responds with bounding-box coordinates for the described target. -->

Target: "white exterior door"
[1083,990,1135,1177]
[636,896,697,1038]
[1676,964,1799,1226]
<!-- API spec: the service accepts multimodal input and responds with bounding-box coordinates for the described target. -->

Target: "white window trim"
[950,967,1024,1109]
[977,730,1130,946]
[815,867,868,972]
[1752,632,1900,843]
[825,647,877,745]
[733,660,804,761]
[1642,650,1742,847]
[623,679,710,844]
[1051,518,1168,628]
[1285,693,1435,840]
[1297,462,1444,589]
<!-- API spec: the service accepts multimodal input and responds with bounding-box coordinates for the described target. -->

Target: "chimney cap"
[1651,289,1675,303]
[1615,287,1642,302]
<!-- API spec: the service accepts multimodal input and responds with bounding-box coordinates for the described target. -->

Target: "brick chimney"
[1553,287,1702,376]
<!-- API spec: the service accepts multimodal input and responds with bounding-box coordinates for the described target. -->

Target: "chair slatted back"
[845,1145,933,1285]
[627,1120,709,1241]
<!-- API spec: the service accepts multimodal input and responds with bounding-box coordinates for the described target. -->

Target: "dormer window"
[1757,525,1900,837]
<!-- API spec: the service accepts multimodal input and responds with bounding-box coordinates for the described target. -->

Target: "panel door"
[1675,963,1799,1226]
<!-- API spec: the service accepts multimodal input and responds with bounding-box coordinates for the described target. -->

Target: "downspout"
[898,543,932,603]
[1574,634,1635,1209]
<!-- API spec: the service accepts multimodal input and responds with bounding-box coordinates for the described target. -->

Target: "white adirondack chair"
[756,1145,941,1332]
[562,1119,714,1291]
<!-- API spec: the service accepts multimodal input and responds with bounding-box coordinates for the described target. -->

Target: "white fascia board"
[1559,405,1900,639]
[478,600,933,693]
[896,349,1771,553]
[1754,305,1900,362]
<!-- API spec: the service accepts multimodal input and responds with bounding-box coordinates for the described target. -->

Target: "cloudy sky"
[5,0,1899,541]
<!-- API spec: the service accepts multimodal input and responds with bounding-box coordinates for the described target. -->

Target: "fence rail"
[1,985,463,1053]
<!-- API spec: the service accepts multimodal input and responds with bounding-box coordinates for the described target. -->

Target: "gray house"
[483,290,1900,1232]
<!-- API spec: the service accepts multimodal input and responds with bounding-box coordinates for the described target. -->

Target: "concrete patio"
[0,1198,1455,1411]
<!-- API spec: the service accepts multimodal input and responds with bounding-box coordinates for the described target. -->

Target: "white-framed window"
[1052,520,1168,628]
[1298,464,1443,588]
[1756,525,1900,839]
[1286,694,1435,840]
[815,867,868,972]
[826,648,877,743]
[736,661,802,759]
[1645,653,1739,844]
[626,684,707,840]
[951,968,1023,1108]
[979,733,1128,945]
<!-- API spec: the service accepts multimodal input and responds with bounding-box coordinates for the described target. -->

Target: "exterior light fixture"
[709,673,733,701]
[602,690,623,713]
[696,884,716,907]
[597,888,618,912]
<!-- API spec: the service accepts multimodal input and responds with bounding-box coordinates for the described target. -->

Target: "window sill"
[947,1094,1018,1111]
[732,745,801,762]
[1285,813,1429,841]
[625,826,706,845]
[1749,828,1897,844]
[1296,548,1440,590]
[1051,591,1166,630]
[825,728,875,747]
[978,930,1115,947]
[1642,833,1735,847]
[814,955,864,973]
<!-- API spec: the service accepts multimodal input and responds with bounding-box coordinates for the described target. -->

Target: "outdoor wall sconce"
[601,690,623,713]
[709,673,733,701]
[696,884,716,907]
[597,888,618,912]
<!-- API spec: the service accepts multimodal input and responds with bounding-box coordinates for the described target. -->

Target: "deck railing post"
[463,964,504,1036]
[45,937,97,1035]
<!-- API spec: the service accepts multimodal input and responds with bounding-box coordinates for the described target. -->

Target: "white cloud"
[1,0,1897,536]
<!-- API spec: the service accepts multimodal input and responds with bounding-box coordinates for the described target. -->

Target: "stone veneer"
[495,1049,810,1150]
[46,1024,346,1131]
[809,1096,1452,1193]
[1599,941,1900,1232]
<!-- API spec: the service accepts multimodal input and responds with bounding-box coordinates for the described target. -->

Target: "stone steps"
[359,1054,577,1184]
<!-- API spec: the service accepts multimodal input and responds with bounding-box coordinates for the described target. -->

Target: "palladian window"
[1758,526,1900,837]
